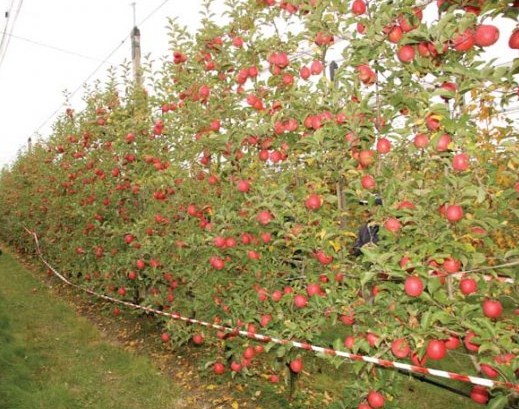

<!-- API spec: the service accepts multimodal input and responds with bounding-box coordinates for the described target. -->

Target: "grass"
[0,250,182,409]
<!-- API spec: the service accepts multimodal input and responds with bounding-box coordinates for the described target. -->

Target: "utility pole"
[27,137,32,153]
[130,2,142,87]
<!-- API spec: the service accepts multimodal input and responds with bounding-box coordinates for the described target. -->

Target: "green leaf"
[487,394,508,409]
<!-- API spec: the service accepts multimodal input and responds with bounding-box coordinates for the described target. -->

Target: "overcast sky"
[0,1,516,169]
[0,0,218,168]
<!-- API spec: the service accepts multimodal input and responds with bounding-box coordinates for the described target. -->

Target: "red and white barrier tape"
[23,227,519,393]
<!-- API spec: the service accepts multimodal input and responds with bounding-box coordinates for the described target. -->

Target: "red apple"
[452,29,475,52]
[192,333,204,345]
[237,179,251,193]
[510,29,519,49]
[384,217,402,233]
[482,299,503,319]
[344,335,355,349]
[289,358,303,373]
[388,25,403,43]
[444,335,460,350]
[397,45,416,63]
[474,25,499,47]
[436,133,452,152]
[443,257,461,273]
[161,332,170,343]
[358,149,375,167]
[367,390,385,408]
[404,276,424,297]
[460,277,477,295]
[213,362,225,375]
[470,386,489,405]
[445,204,463,223]
[426,339,447,360]
[351,0,366,15]
[452,153,470,171]
[361,174,376,189]
[376,137,391,154]
[391,338,410,358]
[305,194,322,211]
[413,133,429,149]
[294,294,308,308]
[464,331,480,352]
[480,363,499,378]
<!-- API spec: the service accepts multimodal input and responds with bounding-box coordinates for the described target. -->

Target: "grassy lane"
[0,250,183,409]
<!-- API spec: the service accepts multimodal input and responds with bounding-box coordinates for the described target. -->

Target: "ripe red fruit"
[445,204,463,223]
[366,332,379,347]
[136,259,146,269]
[256,210,273,225]
[358,149,375,167]
[310,60,323,75]
[289,358,303,373]
[269,374,280,383]
[474,25,499,47]
[444,335,460,350]
[213,362,225,375]
[480,363,499,378]
[436,133,452,152]
[344,335,355,349]
[384,217,402,233]
[367,390,385,408]
[460,277,477,295]
[230,361,242,372]
[294,294,308,308]
[161,332,170,343]
[376,137,391,154]
[413,133,429,149]
[357,64,376,85]
[482,299,503,319]
[351,0,366,15]
[192,334,204,345]
[305,194,322,211]
[306,283,324,297]
[358,403,371,409]
[260,314,272,327]
[404,276,424,297]
[443,257,461,273]
[271,290,283,302]
[237,179,251,193]
[397,45,415,63]
[391,338,410,358]
[124,234,135,244]
[426,339,447,360]
[127,271,137,280]
[243,346,255,360]
[452,29,475,52]
[397,200,415,210]
[440,82,457,98]
[452,153,470,171]
[361,174,376,190]
[300,66,310,80]
[470,386,489,405]
[510,29,519,49]
[388,25,403,43]
[464,331,480,352]
[339,311,355,325]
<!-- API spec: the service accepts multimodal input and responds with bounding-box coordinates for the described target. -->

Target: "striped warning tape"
[23,227,519,393]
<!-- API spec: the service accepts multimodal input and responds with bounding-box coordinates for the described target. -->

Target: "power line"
[0,0,15,57]
[0,0,23,72]
[32,0,171,136]
[0,31,108,62]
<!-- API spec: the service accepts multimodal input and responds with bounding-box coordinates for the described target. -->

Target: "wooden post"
[131,25,142,87]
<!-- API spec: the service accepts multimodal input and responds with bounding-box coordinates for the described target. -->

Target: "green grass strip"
[0,250,181,409]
